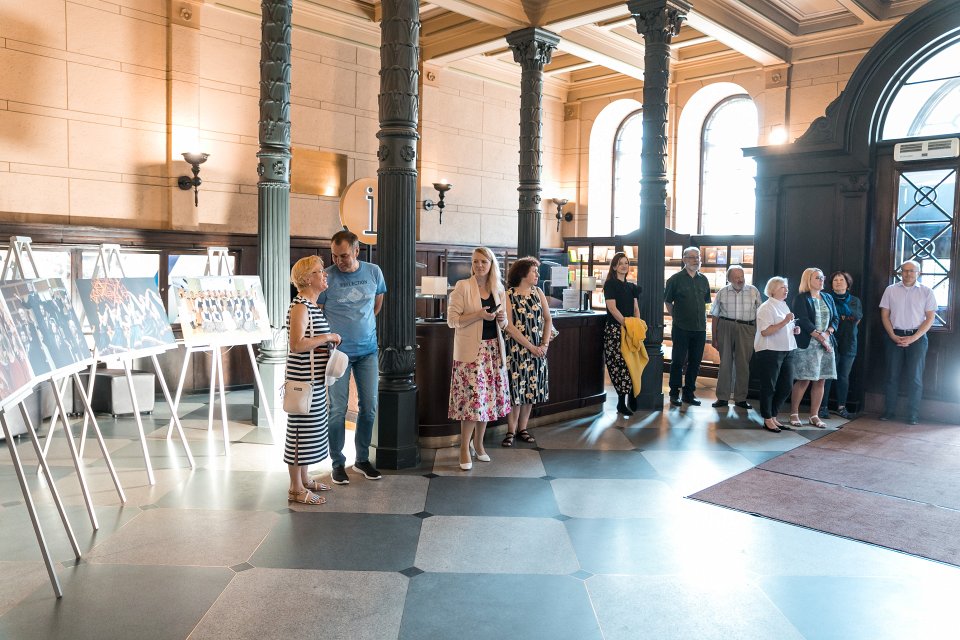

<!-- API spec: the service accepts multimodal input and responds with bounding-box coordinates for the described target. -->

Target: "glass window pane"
[882,40,960,140]
[699,96,758,235]
[80,250,160,280]
[894,168,956,328]
[613,111,642,235]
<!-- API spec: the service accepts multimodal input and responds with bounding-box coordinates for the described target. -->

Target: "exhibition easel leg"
[19,403,81,560]
[1,414,64,599]
[77,354,99,457]
[165,346,193,439]
[150,354,195,469]
[206,349,217,433]
[214,346,230,456]
[121,360,155,486]
[246,343,275,432]
[69,372,125,504]
[37,376,71,474]
[47,380,99,530]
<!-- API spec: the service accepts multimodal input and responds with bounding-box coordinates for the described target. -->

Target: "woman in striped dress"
[286,256,342,505]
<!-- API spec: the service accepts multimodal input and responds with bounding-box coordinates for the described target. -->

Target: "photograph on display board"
[75,278,175,357]
[0,279,90,372]
[170,276,272,346]
[0,282,54,379]
[0,298,33,406]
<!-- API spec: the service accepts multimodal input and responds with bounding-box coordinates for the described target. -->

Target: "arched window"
[698,95,758,234]
[881,39,960,328]
[611,110,643,235]
[882,39,960,140]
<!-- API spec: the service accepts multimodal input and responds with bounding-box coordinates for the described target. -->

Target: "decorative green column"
[627,0,690,411]
[374,0,421,469]
[253,0,292,426]
[507,28,559,260]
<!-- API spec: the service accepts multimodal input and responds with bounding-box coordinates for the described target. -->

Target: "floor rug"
[688,417,960,566]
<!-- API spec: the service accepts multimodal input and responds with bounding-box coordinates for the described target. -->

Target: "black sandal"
[502,432,515,447]
[517,429,536,443]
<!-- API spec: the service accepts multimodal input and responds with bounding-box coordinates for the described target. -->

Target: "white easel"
[164,247,276,453]
[1,396,81,598]
[48,244,197,485]
[3,237,125,531]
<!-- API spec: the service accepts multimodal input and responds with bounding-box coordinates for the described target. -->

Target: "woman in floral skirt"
[447,247,511,470]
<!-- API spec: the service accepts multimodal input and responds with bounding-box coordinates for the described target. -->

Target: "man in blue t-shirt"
[318,230,387,483]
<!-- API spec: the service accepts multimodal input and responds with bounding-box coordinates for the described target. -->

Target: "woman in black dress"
[603,252,640,415]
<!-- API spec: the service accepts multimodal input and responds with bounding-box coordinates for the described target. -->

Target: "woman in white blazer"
[447,247,511,470]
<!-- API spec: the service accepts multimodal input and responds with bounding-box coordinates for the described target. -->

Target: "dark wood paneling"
[416,313,607,438]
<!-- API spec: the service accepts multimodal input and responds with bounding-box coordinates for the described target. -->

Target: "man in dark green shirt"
[664,247,712,406]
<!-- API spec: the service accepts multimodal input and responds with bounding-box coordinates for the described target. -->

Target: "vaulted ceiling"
[215,0,929,98]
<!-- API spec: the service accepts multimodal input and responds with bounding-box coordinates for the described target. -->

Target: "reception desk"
[415,311,607,447]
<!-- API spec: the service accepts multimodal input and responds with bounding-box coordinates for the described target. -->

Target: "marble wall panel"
[198,87,259,138]
[0,48,68,109]
[438,91,483,133]
[68,62,165,123]
[200,35,259,89]
[66,3,165,70]
[482,139,518,175]
[0,110,69,166]
[69,178,165,225]
[292,58,357,108]
[482,103,518,142]
[68,120,166,176]
[196,189,257,232]
[0,172,69,216]
[0,0,66,49]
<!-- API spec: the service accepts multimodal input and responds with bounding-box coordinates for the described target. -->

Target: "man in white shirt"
[879,260,937,425]
[710,265,761,409]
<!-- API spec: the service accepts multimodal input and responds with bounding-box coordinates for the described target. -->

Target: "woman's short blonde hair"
[291,255,323,290]
[764,276,788,297]
[798,268,823,293]
[473,247,503,295]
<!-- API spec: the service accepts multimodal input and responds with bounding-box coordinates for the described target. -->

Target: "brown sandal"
[304,479,332,492]
[289,489,326,505]
[517,429,536,443]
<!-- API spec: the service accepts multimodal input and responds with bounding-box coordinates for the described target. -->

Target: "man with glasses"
[664,247,712,407]
[318,230,387,483]
[879,260,936,425]
[710,265,761,410]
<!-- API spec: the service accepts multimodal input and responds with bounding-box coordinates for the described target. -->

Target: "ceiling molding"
[560,25,646,81]
[424,0,528,29]
[686,0,789,65]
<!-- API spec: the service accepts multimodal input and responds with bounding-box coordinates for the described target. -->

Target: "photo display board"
[170,276,272,346]
[0,278,93,382]
[0,296,33,407]
[75,278,175,357]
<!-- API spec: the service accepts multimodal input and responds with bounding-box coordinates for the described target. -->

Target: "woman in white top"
[754,276,801,432]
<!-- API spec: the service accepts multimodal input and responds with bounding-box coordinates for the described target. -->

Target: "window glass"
[699,96,758,235]
[612,110,643,235]
[0,248,70,281]
[894,168,955,327]
[80,250,160,280]
[882,40,960,140]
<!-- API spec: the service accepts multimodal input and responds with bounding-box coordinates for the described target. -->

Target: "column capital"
[506,27,560,69]
[627,0,691,42]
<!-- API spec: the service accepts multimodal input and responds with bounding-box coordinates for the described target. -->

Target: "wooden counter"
[415,311,607,447]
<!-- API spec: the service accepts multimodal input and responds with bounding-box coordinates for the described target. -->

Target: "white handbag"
[325,346,349,386]
[282,316,316,415]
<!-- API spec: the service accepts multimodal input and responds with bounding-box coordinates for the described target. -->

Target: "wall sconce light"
[552,198,573,232]
[178,152,209,207]
[423,181,453,224]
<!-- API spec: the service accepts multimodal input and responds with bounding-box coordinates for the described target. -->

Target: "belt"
[720,317,755,326]
[894,329,918,336]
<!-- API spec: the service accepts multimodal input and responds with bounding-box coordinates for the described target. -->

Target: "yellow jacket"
[620,317,648,396]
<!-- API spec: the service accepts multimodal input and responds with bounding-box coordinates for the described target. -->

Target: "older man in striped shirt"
[710,265,761,409]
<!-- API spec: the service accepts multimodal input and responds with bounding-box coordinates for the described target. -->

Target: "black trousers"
[754,349,794,419]
[669,327,706,397]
